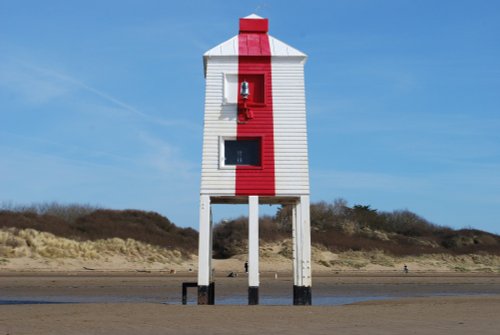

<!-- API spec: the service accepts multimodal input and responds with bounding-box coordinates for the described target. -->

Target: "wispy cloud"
[138,132,197,178]
[29,64,144,114]
[0,130,134,166]
[0,58,198,130]
[0,56,201,213]
[0,60,71,104]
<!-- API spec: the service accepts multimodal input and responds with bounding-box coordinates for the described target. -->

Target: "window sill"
[219,165,263,170]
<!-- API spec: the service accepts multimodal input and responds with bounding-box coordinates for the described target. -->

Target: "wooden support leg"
[293,196,312,305]
[248,196,259,305]
[197,195,214,304]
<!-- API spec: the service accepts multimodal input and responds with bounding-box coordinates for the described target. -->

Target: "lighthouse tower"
[198,14,311,305]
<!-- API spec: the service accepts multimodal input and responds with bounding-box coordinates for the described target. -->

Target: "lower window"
[224,138,261,166]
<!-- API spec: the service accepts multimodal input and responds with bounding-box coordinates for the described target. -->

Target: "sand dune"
[1,227,499,273]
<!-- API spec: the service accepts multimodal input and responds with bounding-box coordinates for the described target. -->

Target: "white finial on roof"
[244,13,264,19]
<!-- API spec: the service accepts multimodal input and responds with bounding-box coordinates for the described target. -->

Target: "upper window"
[223,138,261,166]
[223,73,265,105]
[241,74,265,104]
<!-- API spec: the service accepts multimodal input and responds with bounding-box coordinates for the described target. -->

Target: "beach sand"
[0,296,499,335]
[0,272,499,334]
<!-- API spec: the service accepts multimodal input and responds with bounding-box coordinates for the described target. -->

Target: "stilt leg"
[248,196,259,305]
[293,196,312,305]
[197,195,213,304]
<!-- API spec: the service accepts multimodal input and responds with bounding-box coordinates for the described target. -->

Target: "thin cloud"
[0,58,198,130]
[0,130,134,165]
[0,61,71,104]
[138,132,197,178]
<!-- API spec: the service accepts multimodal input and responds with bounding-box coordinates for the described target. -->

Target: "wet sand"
[0,272,499,334]
[1,271,499,304]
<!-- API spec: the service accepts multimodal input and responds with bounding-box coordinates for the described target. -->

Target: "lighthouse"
[198,14,311,305]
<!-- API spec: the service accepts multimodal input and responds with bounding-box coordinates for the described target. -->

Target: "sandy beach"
[0,272,499,334]
[0,296,499,335]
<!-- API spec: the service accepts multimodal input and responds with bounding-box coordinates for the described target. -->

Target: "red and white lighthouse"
[198,14,311,305]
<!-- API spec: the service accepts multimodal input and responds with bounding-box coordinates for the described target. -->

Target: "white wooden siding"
[272,57,310,195]
[200,57,238,195]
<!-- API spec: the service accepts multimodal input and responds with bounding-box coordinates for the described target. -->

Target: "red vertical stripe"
[236,28,275,196]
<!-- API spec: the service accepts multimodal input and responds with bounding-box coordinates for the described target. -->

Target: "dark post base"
[248,286,259,305]
[209,282,215,304]
[293,285,312,305]
[182,282,197,305]
[198,283,215,305]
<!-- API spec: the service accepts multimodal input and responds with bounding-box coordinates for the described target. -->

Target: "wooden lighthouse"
[198,14,311,305]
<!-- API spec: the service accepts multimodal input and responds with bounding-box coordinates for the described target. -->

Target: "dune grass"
[0,227,186,264]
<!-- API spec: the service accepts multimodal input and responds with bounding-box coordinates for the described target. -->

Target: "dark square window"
[224,139,261,166]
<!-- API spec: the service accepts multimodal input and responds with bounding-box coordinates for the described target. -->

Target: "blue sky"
[1,1,499,234]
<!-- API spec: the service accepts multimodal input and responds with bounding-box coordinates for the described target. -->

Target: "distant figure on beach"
[404,264,409,274]
[244,261,248,273]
